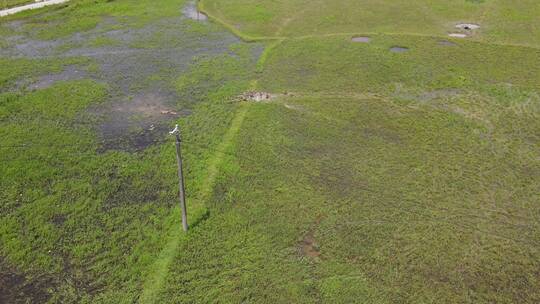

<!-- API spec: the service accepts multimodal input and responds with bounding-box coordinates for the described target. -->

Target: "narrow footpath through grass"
[138,104,250,303]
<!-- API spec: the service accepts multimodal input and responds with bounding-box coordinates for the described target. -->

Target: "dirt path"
[138,104,250,304]
[0,0,69,17]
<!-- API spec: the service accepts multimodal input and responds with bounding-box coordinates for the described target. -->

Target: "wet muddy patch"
[351,36,371,43]
[183,1,207,21]
[390,46,409,53]
[26,65,87,90]
[91,89,186,151]
[0,257,52,304]
[0,35,63,57]
[1,12,262,152]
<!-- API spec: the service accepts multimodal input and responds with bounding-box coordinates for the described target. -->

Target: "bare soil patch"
[438,40,458,46]
[301,231,320,258]
[351,36,371,43]
[419,88,461,101]
[0,257,51,304]
[448,33,467,38]
[456,23,480,30]
[238,91,278,102]
[390,46,409,53]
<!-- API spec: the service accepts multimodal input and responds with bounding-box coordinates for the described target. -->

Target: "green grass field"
[1,0,539,303]
[1,0,34,10]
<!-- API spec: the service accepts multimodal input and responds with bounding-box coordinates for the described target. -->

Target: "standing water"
[182,1,208,21]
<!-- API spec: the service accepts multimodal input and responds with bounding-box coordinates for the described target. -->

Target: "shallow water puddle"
[183,1,207,21]
[438,40,458,46]
[2,10,260,152]
[27,65,87,90]
[390,46,409,53]
[351,36,371,43]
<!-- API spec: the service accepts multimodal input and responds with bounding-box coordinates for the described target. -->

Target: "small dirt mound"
[390,46,409,53]
[238,91,277,102]
[456,23,480,30]
[351,36,371,43]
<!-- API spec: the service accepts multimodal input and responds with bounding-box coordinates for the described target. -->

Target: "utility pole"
[170,124,188,232]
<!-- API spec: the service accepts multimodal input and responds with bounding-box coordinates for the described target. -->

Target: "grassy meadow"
[1,0,34,10]
[1,0,539,303]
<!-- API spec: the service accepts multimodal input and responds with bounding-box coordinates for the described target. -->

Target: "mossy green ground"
[1,0,539,303]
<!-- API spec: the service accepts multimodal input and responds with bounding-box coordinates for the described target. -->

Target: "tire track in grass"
[138,104,250,303]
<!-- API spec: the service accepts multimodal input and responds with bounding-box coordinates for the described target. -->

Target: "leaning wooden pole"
[170,124,188,232]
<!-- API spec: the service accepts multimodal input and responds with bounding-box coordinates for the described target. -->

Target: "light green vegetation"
[0,0,259,303]
[161,92,539,303]
[0,52,257,302]
[1,0,539,303]
[157,32,540,303]
[2,0,182,40]
[200,0,540,46]
[156,0,539,302]
[1,0,33,10]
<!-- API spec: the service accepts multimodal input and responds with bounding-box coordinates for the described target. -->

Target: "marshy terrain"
[1,0,539,303]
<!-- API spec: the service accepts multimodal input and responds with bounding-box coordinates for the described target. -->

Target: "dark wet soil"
[390,46,409,53]
[92,89,183,151]
[0,257,51,304]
